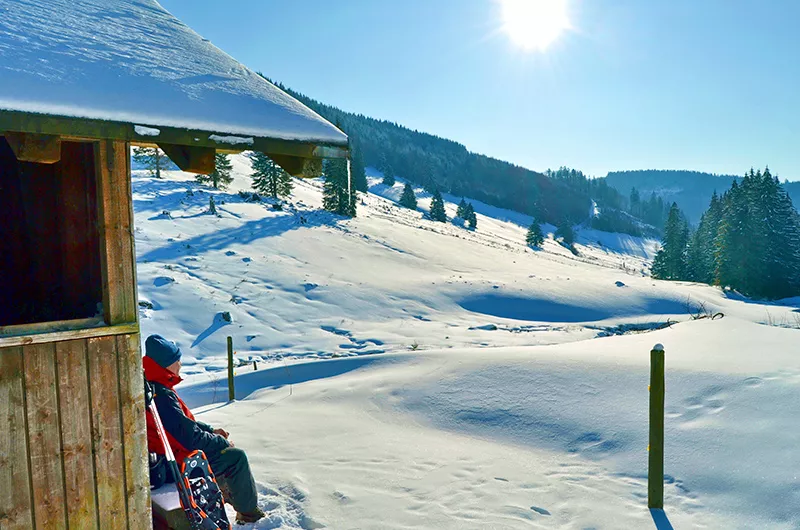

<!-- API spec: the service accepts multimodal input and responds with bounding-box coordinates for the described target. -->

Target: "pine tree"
[399,182,417,210]
[526,220,545,248]
[322,157,357,217]
[196,153,234,189]
[132,147,171,178]
[248,151,293,200]
[465,203,477,229]
[686,192,722,283]
[350,143,369,192]
[715,178,752,291]
[745,168,800,298]
[429,189,447,222]
[555,222,575,248]
[378,152,395,187]
[652,203,689,280]
[456,198,468,219]
[629,187,641,215]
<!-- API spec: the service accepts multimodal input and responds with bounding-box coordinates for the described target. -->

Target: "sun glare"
[500,0,570,51]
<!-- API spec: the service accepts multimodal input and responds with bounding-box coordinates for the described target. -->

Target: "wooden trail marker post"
[227,336,235,402]
[648,343,665,509]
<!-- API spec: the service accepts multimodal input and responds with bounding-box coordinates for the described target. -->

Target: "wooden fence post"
[227,336,235,402]
[648,343,665,509]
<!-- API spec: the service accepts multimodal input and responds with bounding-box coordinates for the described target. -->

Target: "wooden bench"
[151,484,191,530]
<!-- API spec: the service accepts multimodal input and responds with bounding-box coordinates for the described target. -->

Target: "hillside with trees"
[605,169,800,224]
[652,168,800,299]
[266,78,642,230]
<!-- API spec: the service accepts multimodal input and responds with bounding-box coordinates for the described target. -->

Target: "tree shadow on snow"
[459,294,688,323]
[179,355,389,409]
[191,313,232,348]
[138,213,339,263]
[650,509,674,530]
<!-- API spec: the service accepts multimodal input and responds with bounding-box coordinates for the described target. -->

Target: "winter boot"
[235,507,266,525]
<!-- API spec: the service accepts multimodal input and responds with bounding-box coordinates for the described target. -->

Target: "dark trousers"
[208,447,259,514]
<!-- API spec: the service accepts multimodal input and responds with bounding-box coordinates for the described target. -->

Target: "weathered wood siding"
[0,333,151,530]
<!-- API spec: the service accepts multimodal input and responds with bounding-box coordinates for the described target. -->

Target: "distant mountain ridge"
[604,169,800,224]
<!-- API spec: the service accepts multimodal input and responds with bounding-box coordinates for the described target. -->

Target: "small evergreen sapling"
[399,183,418,210]
[197,153,234,189]
[429,189,447,222]
[248,151,293,200]
[132,147,171,178]
[526,220,545,248]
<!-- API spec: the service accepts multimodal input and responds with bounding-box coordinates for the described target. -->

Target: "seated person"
[143,334,265,524]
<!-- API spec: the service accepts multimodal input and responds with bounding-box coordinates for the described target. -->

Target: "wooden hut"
[0,1,348,529]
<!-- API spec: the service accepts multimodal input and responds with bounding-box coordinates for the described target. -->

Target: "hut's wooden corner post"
[648,343,665,509]
[227,336,235,402]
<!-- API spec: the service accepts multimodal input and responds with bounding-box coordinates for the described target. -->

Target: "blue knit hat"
[145,335,182,369]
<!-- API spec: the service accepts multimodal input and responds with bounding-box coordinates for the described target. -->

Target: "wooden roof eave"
[0,109,348,177]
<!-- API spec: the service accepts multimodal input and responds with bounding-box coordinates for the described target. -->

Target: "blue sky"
[159,0,800,181]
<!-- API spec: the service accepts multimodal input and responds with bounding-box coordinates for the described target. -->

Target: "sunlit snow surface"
[135,156,800,529]
[0,0,346,144]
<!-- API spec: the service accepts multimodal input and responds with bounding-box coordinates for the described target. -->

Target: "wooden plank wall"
[0,333,151,530]
[0,347,34,528]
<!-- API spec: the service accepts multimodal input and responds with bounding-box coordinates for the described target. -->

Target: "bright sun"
[500,0,570,51]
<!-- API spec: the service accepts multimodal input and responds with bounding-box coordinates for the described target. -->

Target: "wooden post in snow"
[648,343,665,509]
[227,336,235,402]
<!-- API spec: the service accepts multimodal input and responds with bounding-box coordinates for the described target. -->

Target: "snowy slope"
[134,155,800,529]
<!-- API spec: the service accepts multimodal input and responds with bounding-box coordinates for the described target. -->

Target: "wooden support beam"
[3,131,61,163]
[95,141,138,325]
[158,143,215,174]
[269,154,323,178]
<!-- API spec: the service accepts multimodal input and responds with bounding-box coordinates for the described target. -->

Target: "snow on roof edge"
[0,0,348,148]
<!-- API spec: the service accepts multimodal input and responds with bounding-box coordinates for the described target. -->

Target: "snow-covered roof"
[0,0,347,148]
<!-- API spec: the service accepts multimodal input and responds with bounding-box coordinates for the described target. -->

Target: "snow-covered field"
[135,156,800,529]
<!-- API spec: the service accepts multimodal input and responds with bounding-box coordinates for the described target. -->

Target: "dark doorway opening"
[0,137,103,327]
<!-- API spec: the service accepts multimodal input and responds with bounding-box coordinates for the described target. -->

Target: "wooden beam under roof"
[3,131,61,163]
[158,144,215,174]
[0,109,348,163]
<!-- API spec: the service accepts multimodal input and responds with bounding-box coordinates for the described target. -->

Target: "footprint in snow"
[530,506,551,516]
[153,276,175,287]
[743,376,763,387]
